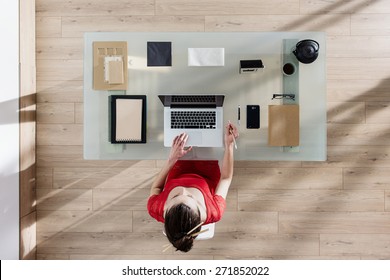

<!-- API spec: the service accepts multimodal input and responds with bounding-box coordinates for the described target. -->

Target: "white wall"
[0,0,20,259]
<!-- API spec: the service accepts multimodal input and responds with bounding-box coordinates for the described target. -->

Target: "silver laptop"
[158,95,225,147]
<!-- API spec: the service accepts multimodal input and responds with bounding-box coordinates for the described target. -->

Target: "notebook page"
[115,99,143,141]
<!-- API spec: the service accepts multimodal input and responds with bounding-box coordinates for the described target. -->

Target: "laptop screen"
[158,95,225,108]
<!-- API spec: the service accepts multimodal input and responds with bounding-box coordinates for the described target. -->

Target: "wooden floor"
[36,0,390,259]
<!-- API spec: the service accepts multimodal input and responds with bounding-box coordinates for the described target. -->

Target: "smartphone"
[246,105,260,129]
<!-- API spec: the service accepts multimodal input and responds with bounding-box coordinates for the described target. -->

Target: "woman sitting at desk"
[147,122,238,252]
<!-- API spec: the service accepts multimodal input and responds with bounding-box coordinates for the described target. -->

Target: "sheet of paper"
[188,48,225,66]
[104,56,123,82]
[108,60,124,84]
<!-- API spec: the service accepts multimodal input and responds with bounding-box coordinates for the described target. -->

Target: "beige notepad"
[268,105,300,146]
[115,99,143,142]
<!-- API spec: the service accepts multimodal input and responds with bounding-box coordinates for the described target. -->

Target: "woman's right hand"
[168,133,193,162]
[225,122,239,148]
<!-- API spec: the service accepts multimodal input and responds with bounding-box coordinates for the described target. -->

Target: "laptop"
[158,95,225,147]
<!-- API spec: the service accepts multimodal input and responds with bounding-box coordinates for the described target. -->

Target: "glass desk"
[84,32,326,161]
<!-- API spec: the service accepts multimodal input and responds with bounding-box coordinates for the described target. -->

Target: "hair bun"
[173,235,194,252]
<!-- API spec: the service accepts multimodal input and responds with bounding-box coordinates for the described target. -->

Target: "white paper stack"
[188,48,225,66]
[104,56,123,84]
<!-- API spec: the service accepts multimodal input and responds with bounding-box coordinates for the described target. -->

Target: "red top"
[147,160,226,224]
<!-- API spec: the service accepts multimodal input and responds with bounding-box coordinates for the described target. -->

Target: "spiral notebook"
[110,95,147,143]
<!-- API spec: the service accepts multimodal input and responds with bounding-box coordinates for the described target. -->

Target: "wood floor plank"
[321,234,390,257]
[36,17,61,38]
[352,14,390,35]
[37,59,83,81]
[205,15,350,35]
[53,167,158,189]
[238,190,384,212]
[36,0,155,16]
[232,167,342,190]
[225,189,238,211]
[37,124,83,146]
[328,58,390,80]
[75,103,83,124]
[132,211,163,233]
[37,103,75,124]
[37,80,83,103]
[37,145,156,168]
[37,232,169,255]
[61,16,205,37]
[93,188,150,211]
[327,79,390,102]
[300,0,390,14]
[280,212,390,234]
[327,36,390,58]
[366,102,390,124]
[327,102,365,124]
[156,0,300,15]
[303,146,390,168]
[385,191,390,211]
[37,254,70,260]
[36,167,53,189]
[37,189,92,211]
[36,38,83,60]
[217,212,278,233]
[328,124,390,146]
[344,168,390,190]
[37,210,133,233]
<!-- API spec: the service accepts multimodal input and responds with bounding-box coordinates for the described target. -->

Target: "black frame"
[110,95,147,144]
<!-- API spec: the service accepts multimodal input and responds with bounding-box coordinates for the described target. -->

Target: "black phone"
[246,105,260,129]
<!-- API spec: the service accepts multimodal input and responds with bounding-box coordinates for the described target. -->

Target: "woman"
[147,122,238,252]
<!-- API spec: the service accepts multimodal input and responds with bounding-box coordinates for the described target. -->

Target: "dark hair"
[164,203,201,252]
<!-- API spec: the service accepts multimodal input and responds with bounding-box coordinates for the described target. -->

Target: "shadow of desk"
[84,32,326,161]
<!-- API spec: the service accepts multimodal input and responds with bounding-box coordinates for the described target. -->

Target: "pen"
[232,133,237,149]
[230,129,237,150]
[238,105,241,126]
[228,121,238,150]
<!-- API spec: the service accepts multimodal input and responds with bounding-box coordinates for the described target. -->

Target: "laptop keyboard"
[171,95,216,103]
[171,111,216,129]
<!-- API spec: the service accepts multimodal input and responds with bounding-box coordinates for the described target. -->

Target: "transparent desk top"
[84,32,326,161]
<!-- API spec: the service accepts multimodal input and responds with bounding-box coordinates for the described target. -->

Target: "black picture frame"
[110,95,147,144]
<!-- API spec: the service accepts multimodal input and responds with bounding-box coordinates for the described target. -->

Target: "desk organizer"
[93,41,128,90]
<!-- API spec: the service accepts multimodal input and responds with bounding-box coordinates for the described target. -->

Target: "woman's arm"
[149,133,192,197]
[215,122,238,199]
